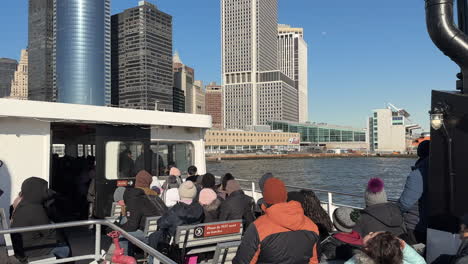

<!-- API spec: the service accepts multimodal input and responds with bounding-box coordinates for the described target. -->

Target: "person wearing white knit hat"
[354,178,405,238]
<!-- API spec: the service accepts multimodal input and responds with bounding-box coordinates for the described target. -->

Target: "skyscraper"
[173,86,185,113]
[54,0,111,106]
[10,50,29,100]
[0,58,18,98]
[221,0,298,129]
[112,1,173,111]
[205,82,223,129]
[193,80,205,115]
[173,52,201,114]
[278,24,308,123]
[28,0,54,102]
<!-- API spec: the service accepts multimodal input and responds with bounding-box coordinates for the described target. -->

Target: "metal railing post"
[95,223,101,261]
[251,181,257,201]
[327,192,333,219]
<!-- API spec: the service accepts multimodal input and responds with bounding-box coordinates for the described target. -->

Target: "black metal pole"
[457,0,468,33]
[457,0,468,93]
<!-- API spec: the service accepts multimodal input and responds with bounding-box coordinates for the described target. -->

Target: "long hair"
[365,232,403,264]
[300,190,333,234]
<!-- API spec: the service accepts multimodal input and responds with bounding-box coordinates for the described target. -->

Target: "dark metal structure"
[425,0,468,257]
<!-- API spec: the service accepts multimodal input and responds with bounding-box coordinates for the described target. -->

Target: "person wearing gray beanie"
[333,207,358,233]
[255,173,274,215]
[113,187,126,202]
[178,181,197,201]
[364,178,387,207]
[353,178,405,237]
[259,173,273,192]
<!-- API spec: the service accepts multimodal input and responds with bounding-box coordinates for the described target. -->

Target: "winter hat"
[202,173,216,189]
[135,170,153,188]
[333,207,357,233]
[263,178,287,205]
[169,167,181,177]
[199,188,218,206]
[113,187,126,202]
[365,178,387,207]
[178,181,197,200]
[225,180,241,195]
[259,173,273,192]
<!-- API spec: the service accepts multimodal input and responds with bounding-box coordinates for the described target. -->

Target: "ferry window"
[52,144,66,157]
[105,141,144,180]
[150,142,194,176]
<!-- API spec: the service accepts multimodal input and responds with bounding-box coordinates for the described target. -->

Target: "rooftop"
[0,99,212,129]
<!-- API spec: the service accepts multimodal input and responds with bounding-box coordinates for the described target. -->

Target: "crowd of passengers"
[6,140,468,264]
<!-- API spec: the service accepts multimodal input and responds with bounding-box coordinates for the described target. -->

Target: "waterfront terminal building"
[205,130,301,153]
[270,121,367,150]
[368,105,421,154]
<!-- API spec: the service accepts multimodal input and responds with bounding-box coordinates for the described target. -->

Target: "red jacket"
[233,201,319,264]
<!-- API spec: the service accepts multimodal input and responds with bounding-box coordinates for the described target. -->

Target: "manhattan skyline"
[0,0,459,130]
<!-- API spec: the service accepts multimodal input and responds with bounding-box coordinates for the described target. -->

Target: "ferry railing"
[0,219,177,264]
[229,177,398,217]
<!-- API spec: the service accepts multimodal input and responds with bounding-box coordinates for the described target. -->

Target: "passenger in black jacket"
[148,181,203,260]
[11,177,70,262]
[118,187,167,256]
[119,187,166,232]
[353,178,406,237]
[219,180,255,228]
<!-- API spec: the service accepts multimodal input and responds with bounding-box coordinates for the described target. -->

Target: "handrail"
[0,219,177,264]
[225,176,363,198]
[222,176,398,204]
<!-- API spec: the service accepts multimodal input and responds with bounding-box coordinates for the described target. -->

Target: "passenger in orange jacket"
[233,177,320,264]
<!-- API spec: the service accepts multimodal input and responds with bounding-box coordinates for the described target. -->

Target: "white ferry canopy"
[0,99,212,129]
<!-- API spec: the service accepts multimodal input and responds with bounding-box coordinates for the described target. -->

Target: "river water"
[207,157,416,208]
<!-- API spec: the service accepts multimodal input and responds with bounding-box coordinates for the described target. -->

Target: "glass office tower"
[54,0,111,106]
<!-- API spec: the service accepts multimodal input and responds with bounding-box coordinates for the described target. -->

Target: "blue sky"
[0,0,460,131]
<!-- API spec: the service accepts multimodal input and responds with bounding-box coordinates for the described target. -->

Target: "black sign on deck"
[194,226,205,238]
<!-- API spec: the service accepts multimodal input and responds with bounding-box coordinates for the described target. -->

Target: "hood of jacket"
[363,202,404,227]
[21,177,53,204]
[135,170,153,188]
[264,201,309,231]
[203,198,221,212]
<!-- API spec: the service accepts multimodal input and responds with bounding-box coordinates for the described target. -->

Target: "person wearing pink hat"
[169,167,183,184]
[199,188,221,223]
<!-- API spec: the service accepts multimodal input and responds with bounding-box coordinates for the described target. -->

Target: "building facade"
[205,130,300,153]
[278,24,308,123]
[368,107,415,153]
[28,0,54,102]
[270,121,368,150]
[173,52,205,114]
[0,58,18,98]
[193,80,205,114]
[54,0,111,106]
[205,82,223,129]
[221,0,298,129]
[173,86,185,113]
[10,50,29,100]
[112,1,173,111]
